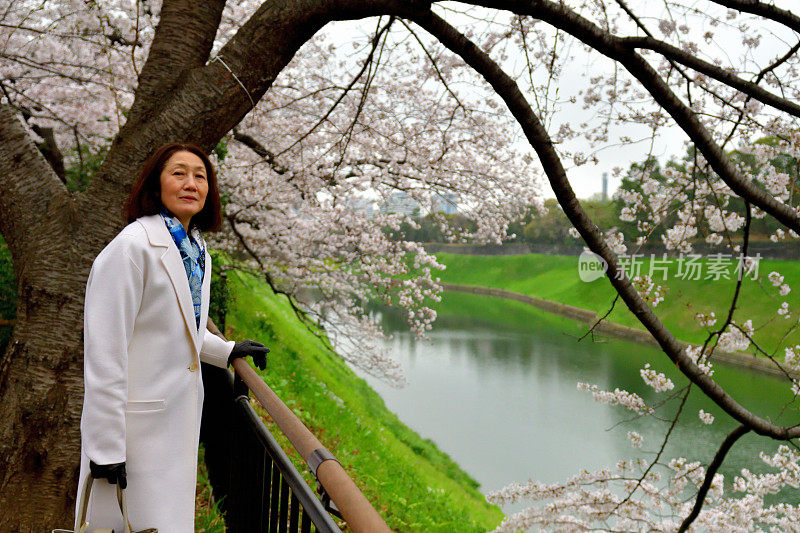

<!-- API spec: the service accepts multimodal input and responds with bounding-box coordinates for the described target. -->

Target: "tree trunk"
[0,242,98,528]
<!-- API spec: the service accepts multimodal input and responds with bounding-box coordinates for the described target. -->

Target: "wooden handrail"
[208,320,391,533]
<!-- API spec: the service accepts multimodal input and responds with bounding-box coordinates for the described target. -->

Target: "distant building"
[432,193,458,215]
[380,191,420,217]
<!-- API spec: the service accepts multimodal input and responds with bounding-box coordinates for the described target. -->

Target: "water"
[357,291,799,520]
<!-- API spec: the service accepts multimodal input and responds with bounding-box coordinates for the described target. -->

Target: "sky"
[317,1,798,200]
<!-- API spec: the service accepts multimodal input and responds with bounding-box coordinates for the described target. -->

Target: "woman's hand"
[227,339,269,370]
[90,460,127,489]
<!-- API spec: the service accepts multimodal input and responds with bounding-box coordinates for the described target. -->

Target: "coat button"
[188,361,199,372]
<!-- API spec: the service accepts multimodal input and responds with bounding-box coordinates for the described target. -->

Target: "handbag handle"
[76,473,133,533]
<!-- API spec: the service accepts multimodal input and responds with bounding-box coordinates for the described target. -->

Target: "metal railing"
[200,363,340,532]
[200,322,391,532]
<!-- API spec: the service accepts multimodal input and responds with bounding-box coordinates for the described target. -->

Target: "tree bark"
[0,104,96,526]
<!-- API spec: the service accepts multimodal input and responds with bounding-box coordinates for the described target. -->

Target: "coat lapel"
[138,214,202,356]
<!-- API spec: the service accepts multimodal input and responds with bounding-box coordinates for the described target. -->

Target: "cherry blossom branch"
[407,8,800,439]
[230,126,475,212]
[329,17,396,179]
[698,202,751,362]
[0,53,121,85]
[709,0,800,34]
[613,385,691,512]
[612,1,781,130]
[720,40,800,148]
[223,212,314,326]
[1,82,102,149]
[231,129,292,176]
[397,19,466,111]
[620,36,800,118]
[725,323,800,389]
[275,16,396,160]
[464,0,800,234]
[615,0,799,126]
[677,424,750,532]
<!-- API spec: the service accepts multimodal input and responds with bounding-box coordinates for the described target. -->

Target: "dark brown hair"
[124,141,222,232]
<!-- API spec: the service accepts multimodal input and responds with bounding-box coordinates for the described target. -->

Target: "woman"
[75,142,268,531]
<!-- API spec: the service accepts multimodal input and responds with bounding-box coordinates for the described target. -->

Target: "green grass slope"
[435,252,800,352]
[223,270,504,532]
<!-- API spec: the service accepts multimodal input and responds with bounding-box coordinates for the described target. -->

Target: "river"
[357,290,799,521]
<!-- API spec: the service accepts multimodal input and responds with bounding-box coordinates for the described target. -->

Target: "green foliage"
[212,139,229,162]
[582,198,623,233]
[64,143,109,192]
[520,198,623,244]
[522,198,571,243]
[214,140,232,210]
[224,270,503,531]
[208,249,232,332]
[0,235,16,359]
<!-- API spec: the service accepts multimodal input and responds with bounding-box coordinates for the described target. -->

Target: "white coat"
[75,214,235,532]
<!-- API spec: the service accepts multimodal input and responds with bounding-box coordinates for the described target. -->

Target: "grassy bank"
[222,270,504,531]
[195,444,227,532]
[435,252,800,353]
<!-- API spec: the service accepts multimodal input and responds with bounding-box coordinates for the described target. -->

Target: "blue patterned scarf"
[160,207,206,329]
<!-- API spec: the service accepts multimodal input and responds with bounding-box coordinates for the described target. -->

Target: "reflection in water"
[357,292,800,514]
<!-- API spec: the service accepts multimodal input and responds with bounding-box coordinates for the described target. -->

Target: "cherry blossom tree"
[1,0,800,530]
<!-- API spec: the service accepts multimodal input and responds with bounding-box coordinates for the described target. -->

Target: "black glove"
[90,460,127,489]
[228,339,269,370]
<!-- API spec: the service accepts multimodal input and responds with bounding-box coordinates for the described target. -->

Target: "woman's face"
[159,150,209,230]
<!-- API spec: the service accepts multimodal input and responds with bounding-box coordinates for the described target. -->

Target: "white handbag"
[52,474,157,533]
